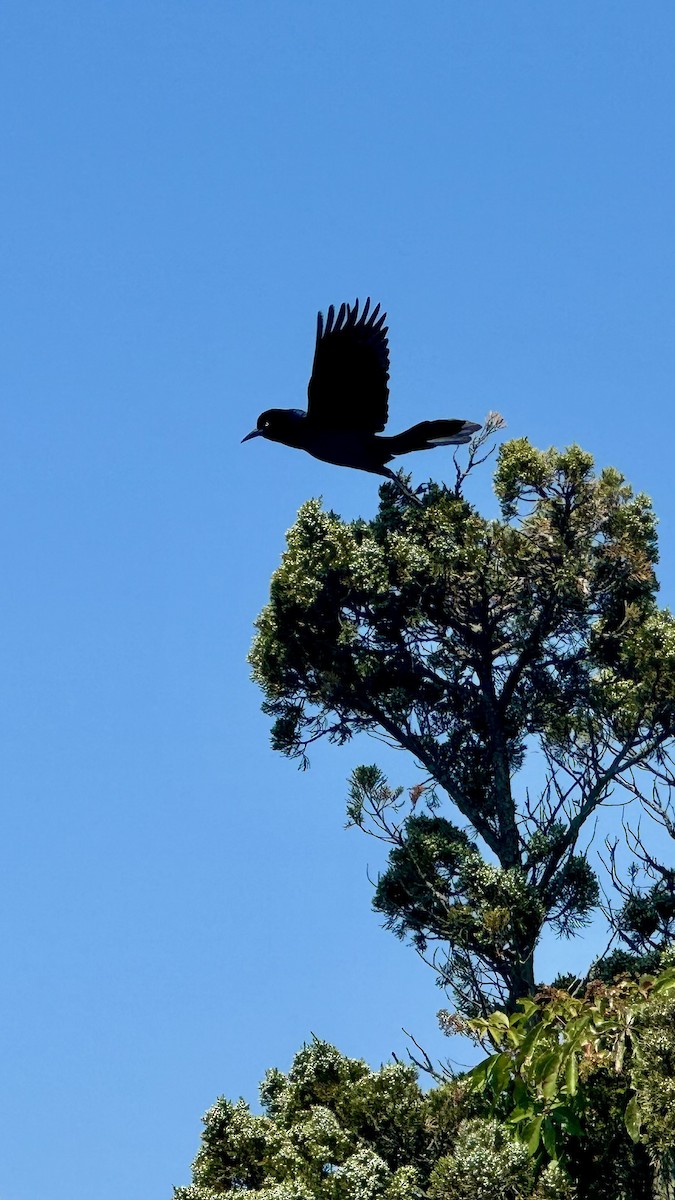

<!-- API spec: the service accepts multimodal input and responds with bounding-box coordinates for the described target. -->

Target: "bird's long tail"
[385,419,481,456]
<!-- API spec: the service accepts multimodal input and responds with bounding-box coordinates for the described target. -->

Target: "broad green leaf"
[463,1052,501,1090]
[614,1031,627,1074]
[565,1014,593,1048]
[542,1117,558,1159]
[542,1056,564,1101]
[521,1114,544,1156]
[651,966,675,996]
[565,1052,579,1096]
[534,1050,563,1100]
[487,1011,510,1032]
[625,1094,641,1143]
[507,1106,536,1124]
[517,1022,547,1064]
[517,998,540,1020]
[557,1109,584,1138]
[490,1051,513,1095]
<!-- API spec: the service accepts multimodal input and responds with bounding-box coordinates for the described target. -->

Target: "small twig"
[453,411,506,496]
[401,1027,453,1083]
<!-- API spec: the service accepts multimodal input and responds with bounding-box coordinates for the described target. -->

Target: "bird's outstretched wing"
[307,299,389,433]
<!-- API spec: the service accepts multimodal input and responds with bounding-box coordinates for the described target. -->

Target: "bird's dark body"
[242,299,480,493]
[284,421,388,474]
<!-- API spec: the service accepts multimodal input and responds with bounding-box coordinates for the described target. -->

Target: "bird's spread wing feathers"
[307,298,390,433]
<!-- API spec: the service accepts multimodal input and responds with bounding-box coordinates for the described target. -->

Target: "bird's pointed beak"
[241,428,263,443]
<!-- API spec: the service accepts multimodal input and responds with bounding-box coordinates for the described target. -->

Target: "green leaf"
[517,1022,547,1065]
[487,1011,511,1037]
[463,1052,501,1091]
[521,1114,544,1156]
[516,998,540,1019]
[490,1052,513,1095]
[507,1106,536,1124]
[625,1094,641,1143]
[534,1050,563,1100]
[557,1109,584,1138]
[651,966,675,996]
[542,1117,559,1160]
[614,1030,627,1074]
[565,1014,593,1049]
[542,1059,564,1101]
[565,1052,579,1096]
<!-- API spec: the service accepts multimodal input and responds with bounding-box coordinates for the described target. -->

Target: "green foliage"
[563,1068,652,1200]
[586,948,663,985]
[446,966,675,1197]
[629,994,675,1162]
[250,439,675,1011]
[531,1162,577,1200]
[373,810,535,942]
[238,442,675,1193]
[428,1117,534,1199]
[252,440,666,773]
[610,868,675,966]
[370,806,546,1011]
[175,972,675,1198]
[174,1039,581,1200]
[173,1039,432,1200]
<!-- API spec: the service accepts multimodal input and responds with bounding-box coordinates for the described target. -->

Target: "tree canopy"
[175,437,675,1200]
[174,968,675,1200]
[250,438,675,1011]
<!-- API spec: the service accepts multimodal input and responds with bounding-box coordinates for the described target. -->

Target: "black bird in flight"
[242,299,480,495]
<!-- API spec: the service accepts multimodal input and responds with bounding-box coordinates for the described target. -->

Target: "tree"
[455,965,675,1179]
[174,973,675,1199]
[172,1038,445,1200]
[250,435,675,1013]
[601,791,675,980]
[172,1035,574,1200]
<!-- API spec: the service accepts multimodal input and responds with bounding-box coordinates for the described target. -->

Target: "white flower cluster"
[429,1118,532,1200]
[384,1165,422,1199]
[172,1187,226,1200]
[387,532,431,582]
[329,1145,391,1199]
[200,1096,269,1147]
[533,1160,577,1199]
[286,1039,368,1089]
[642,611,675,660]
[279,501,350,605]
[254,1185,314,1200]
[286,1103,353,1165]
[351,540,389,594]
[469,862,544,924]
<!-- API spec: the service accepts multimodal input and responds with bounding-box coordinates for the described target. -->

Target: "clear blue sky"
[1,3,673,1197]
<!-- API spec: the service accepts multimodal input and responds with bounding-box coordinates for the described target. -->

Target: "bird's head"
[241,408,306,445]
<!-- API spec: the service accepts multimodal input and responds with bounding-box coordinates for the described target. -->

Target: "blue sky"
[1,2,674,1197]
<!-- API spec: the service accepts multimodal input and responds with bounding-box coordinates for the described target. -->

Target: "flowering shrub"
[428,1118,533,1199]
[173,1037,581,1199]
